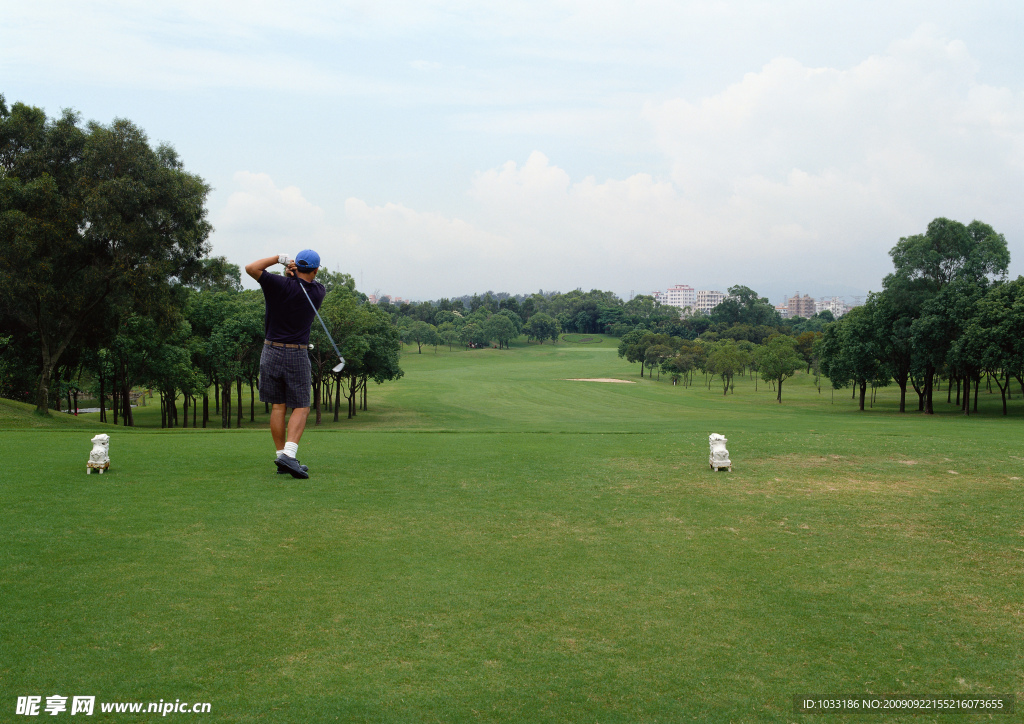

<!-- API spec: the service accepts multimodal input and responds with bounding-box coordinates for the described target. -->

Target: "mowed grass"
[2,338,1023,722]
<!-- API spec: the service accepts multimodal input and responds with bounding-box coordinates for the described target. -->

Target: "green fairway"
[2,340,1023,722]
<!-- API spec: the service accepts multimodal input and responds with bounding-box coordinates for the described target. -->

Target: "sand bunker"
[564,378,635,384]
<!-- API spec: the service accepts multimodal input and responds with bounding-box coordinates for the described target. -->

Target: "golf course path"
[563,378,636,383]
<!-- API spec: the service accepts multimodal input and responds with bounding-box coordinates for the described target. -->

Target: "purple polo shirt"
[257,271,326,345]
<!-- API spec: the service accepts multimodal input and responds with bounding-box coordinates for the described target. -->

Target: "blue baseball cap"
[294,249,320,271]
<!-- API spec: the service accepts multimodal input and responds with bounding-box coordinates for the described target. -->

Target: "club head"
[332,358,345,373]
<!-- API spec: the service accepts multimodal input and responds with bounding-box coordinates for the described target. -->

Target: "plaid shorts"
[259,344,312,409]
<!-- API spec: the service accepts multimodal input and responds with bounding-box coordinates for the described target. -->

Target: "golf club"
[295,272,345,373]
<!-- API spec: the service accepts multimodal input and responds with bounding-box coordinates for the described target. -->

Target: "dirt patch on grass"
[605,453,947,497]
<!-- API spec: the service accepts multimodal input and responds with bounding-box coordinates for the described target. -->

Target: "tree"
[186,256,242,293]
[710,286,781,328]
[662,342,700,387]
[645,344,673,381]
[147,323,201,428]
[495,308,524,337]
[437,322,459,351]
[310,287,403,421]
[106,314,162,426]
[956,277,1024,415]
[407,320,436,354]
[869,281,926,413]
[888,217,1009,413]
[617,327,649,375]
[708,341,750,395]
[754,335,802,403]
[795,331,819,373]
[484,314,517,349]
[816,305,887,410]
[0,97,212,412]
[184,288,236,427]
[524,313,559,345]
[209,292,264,427]
[335,300,403,419]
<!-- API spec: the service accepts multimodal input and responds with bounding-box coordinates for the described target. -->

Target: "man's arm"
[245,255,291,281]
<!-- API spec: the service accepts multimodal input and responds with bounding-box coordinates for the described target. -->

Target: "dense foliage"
[0,95,213,413]
[817,218,1020,415]
[378,285,833,356]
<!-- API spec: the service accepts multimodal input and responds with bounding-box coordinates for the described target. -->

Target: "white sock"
[284,442,298,458]
[276,449,285,458]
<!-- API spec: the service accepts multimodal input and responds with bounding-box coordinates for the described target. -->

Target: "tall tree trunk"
[924,366,935,415]
[314,378,321,426]
[858,380,867,411]
[910,374,924,411]
[35,340,56,413]
[202,394,208,428]
[122,372,133,426]
[994,371,1009,415]
[236,377,243,428]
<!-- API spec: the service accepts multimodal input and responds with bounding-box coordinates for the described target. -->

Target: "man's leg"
[270,404,287,451]
[275,405,311,479]
[286,406,310,443]
[272,404,309,476]
[275,351,313,479]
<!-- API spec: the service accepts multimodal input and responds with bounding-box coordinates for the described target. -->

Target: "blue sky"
[3,1,1023,304]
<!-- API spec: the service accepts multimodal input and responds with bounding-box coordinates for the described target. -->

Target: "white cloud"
[212,172,332,265]
[219,171,326,233]
[636,27,1024,288]
[335,199,512,296]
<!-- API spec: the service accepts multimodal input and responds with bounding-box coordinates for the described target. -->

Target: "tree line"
[617,327,813,403]
[377,282,835,353]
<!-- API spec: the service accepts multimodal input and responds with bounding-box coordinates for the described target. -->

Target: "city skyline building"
[694,289,726,315]
[652,284,696,310]
[784,292,817,319]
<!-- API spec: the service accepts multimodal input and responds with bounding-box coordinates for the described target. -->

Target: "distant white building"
[653,284,696,312]
[695,290,726,314]
[815,297,849,318]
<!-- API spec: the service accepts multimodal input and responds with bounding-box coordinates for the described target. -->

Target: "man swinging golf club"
[245,250,327,479]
